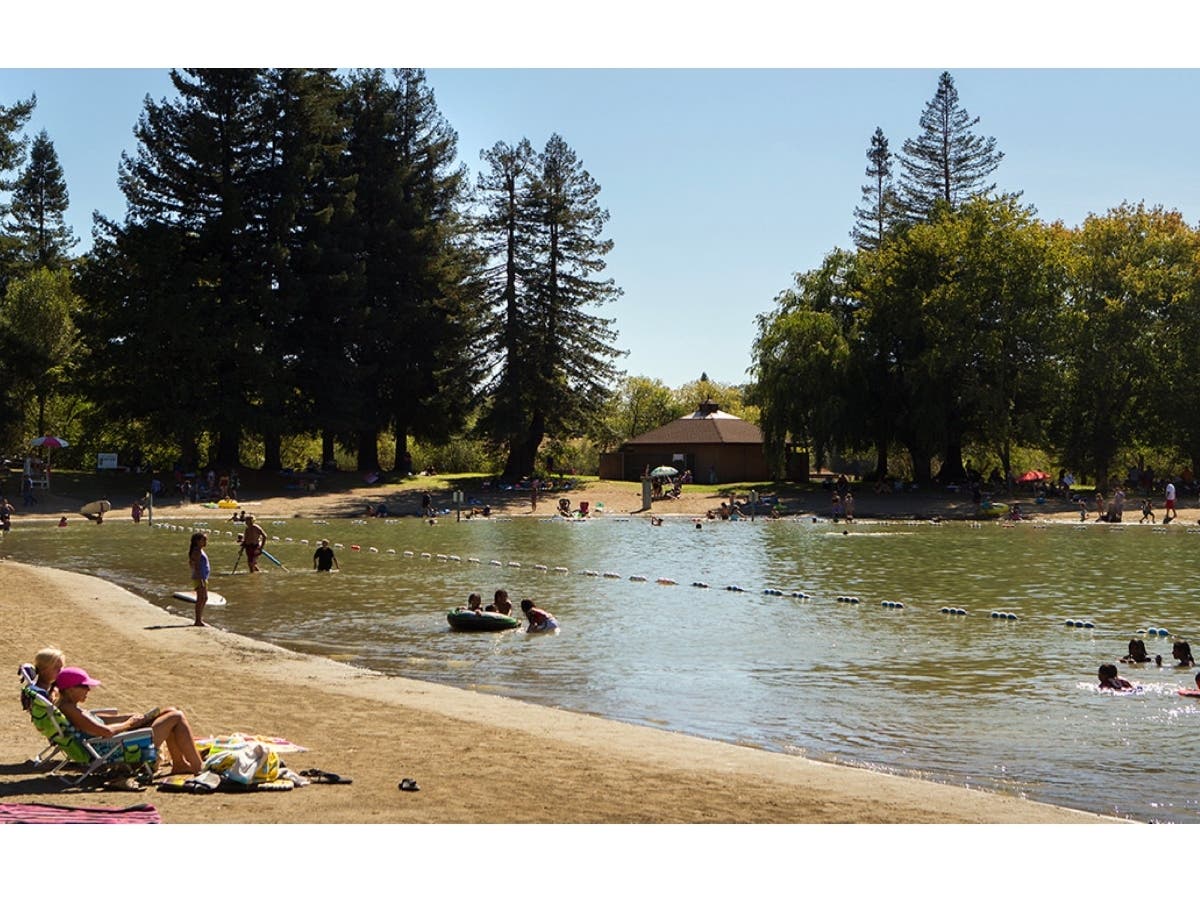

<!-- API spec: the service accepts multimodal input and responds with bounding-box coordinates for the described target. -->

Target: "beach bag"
[204,743,281,785]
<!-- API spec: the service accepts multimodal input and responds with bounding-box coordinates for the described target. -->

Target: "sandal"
[398,778,420,792]
[299,768,352,784]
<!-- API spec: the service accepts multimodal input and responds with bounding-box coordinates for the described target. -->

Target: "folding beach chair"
[19,669,156,786]
[18,664,62,767]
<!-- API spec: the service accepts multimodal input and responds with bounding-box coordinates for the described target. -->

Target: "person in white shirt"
[1164,481,1177,524]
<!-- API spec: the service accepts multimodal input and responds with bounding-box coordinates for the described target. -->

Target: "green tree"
[116,68,275,468]
[0,267,79,437]
[753,298,850,476]
[850,127,899,251]
[76,219,213,468]
[596,375,683,448]
[255,68,355,471]
[9,130,76,270]
[475,138,538,465]
[898,71,1004,223]
[1052,203,1195,484]
[480,133,624,479]
[0,93,36,293]
[340,68,484,472]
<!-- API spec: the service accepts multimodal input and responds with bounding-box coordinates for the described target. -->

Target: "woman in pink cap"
[55,666,204,775]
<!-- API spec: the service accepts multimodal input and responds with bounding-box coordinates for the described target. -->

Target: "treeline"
[753,72,1200,486]
[0,69,622,478]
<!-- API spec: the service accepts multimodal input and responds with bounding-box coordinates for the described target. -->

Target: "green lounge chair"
[18,666,156,786]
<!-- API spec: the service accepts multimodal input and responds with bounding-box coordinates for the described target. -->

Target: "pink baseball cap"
[55,667,101,690]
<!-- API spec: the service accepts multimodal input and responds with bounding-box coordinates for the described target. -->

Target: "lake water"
[5,511,1200,822]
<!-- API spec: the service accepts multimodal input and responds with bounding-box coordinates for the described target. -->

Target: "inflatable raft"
[447,609,521,632]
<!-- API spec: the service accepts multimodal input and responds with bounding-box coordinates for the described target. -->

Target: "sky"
[6,9,1200,392]
[5,4,1200,888]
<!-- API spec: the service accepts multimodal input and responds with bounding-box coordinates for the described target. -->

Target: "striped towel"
[0,802,161,824]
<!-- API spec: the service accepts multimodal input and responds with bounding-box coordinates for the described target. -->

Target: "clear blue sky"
[5,15,1200,392]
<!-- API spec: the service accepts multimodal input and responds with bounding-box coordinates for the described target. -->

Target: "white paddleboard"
[172,590,227,607]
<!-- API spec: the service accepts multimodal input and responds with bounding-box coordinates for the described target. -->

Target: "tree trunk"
[392,422,409,473]
[906,444,932,483]
[939,440,965,483]
[178,436,200,472]
[503,409,545,480]
[873,439,889,482]
[262,431,282,472]
[356,429,380,473]
[321,430,336,469]
[214,430,240,469]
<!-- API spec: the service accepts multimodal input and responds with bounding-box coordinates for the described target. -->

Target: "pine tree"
[851,127,899,251]
[483,133,624,479]
[475,138,537,465]
[897,71,1003,223]
[340,68,484,471]
[114,68,274,467]
[255,68,354,471]
[9,130,77,269]
[0,94,35,294]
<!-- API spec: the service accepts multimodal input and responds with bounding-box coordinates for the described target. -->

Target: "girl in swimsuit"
[520,599,559,633]
[188,532,210,626]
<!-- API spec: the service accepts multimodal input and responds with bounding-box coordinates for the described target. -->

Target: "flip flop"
[299,768,353,784]
[398,778,420,792]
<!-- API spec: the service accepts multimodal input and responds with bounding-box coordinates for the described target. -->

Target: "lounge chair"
[18,667,156,786]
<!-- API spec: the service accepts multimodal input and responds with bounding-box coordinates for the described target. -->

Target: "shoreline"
[0,558,1123,824]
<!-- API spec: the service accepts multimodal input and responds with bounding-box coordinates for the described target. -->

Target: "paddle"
[261,547,289,571]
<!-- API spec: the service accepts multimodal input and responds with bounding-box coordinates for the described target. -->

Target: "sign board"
[97,453,119,470]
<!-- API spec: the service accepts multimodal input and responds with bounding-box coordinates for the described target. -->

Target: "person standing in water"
[313,539,339,572]
[240,515,267,572]
[520,599,559,633]
[188,532,210,626]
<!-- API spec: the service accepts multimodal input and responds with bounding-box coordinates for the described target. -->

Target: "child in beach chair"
[20,667,158,786]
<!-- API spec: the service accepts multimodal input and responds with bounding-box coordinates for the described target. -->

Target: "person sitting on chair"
[55,666,204,776]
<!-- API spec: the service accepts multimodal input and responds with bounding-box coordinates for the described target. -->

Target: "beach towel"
[0,802,161,824]
[197,733,307,754]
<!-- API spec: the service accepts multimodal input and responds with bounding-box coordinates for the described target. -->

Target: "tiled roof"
[623,410,763,446]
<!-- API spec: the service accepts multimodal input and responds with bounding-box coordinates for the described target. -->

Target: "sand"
[2,478,1146,894]
[0,554,1121,826]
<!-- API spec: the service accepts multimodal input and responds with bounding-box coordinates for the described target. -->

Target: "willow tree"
[752,250,857,477]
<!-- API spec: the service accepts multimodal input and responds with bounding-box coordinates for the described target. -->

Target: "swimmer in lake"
[1121,638,1151,664]
[1173,641,1195,667]
[520,599,559,633]
[1098,663,1133,691]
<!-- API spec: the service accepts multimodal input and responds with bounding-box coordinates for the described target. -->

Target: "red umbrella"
[1017,469,1049,483]
[30,435,69,449]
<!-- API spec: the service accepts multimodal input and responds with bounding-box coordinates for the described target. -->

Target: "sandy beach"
[1,550,1121,826]
[0,474,1153,894]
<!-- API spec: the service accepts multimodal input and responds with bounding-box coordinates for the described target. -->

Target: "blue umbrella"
[649,466,678,478]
